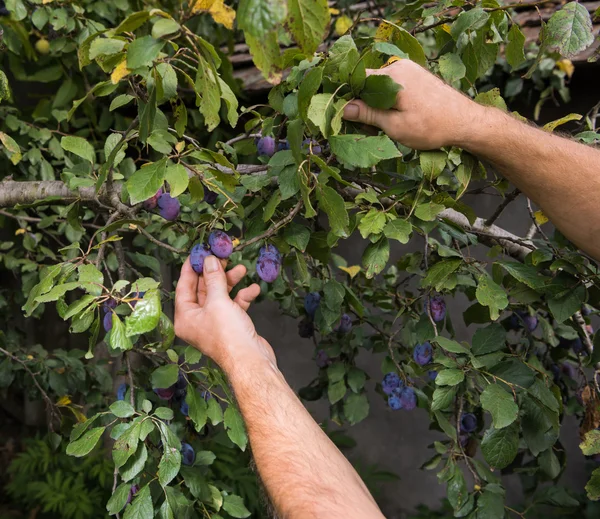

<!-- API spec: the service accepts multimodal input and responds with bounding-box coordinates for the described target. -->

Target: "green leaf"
[155,407,174,421]
[218,78,239,127]
[151,364,179,389]
[481,423,519,469]
[89,38,126,60]
[110,314,133,351]
[127,36,164,69]
[78,264,104,296]
[107,483,132,515]
[538,448,561,479]
[362,236,390,279]
[286,0,330,55]
[472,324,506,356]
[162,164,186,196]
[431,385,457,411]
[547,283,585,323]
[307,93,335,137]
[545,1,594,59]
[152,18,181,39]
[120,443,148,482]
[126,293,161,336]
[186,388,208,432]
[391,27,427,67]
[496,260,548,290]
[420,151,447,180]
[316,185,349,237]
[298,66,323,120]
[127,159,167,205]
[207,398,224,426]
[245,30,281,83]
[359,74,401,110]
[451,8,489,39]
[414,202,445,221]
[222,495,251,518]
[195,57,222,131]
[435,369,465,386]
[0,132,21,165]
[61,136,95,164]
[343,392,370,425]
[63,295,96,320]
[438,53,466,83]
[521,394,559,456]
[435,337,469,355]
[422,259,461,290]
[284,223,310,252]
[224,406,248,451]
[238,0,287,38]
[123,485,153,519]
[506,24,526,69]
[476,490,505,519]
[329,135,401,168]
[586,468,600,500]
[328,379,346,404]
[110,400,135,418]
[580,429,600,456]
[358,209,387,239]
[383,219,411,244]
[158,444,182,486]
[476,275,508,320]
[66,427,105,457]
[480,384,518,429]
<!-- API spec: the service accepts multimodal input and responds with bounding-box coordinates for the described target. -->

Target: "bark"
[0,180,98,207]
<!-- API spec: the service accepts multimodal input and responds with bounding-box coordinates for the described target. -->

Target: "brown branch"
[126,352,135,408]
[485,188,520,226]
[0,180,99,207]
[137,226,186,254]
[0,209,102,229]
[573,310,594,356]
[95,212,122,268]
[114,240,128,283]
[234,199,303,252]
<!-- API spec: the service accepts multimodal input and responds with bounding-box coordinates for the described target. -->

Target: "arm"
[342,59,600,260]
[174,255,385,519]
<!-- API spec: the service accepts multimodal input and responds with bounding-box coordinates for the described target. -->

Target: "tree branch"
[485,188,520,226]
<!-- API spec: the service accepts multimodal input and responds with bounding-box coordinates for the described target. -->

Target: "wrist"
[451,103,505,152]
[223,346,280,387]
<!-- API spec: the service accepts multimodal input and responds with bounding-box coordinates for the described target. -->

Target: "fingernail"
[343,103,359,120]
[204,255,218,273]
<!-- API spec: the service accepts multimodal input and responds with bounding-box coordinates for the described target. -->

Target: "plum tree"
[0,0,599,517]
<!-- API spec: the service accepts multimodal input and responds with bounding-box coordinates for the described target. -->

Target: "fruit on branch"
[203,188,218,205]
[125,485,139,506]
[190,244,212,274]
[382,372,401,395]
[157,193,180,221]
[561,362,578,380]
[181,442,195,466]
[103,311,113,332]
[301,139,322,155]
[298,317,314,338]
[388,394,402,410]
[174,371,187,390]
[277,140,290,151]
[509,311,538,332]
[399,387,417,411]
[143,189,163,210]
[335,313,352,334]
[208,230,233,259]
[425,294,446,322]
[116,383,127,401]
[35,38,50,55]
[428,370,438,381]
[256,244,281,283]
[180,400,189,416]
[130,291,145,308]
[571,338,585,355]
[460,413,477,433]
[0,1,9,16]
[459,432,470,448]
[315,349,330,368]
[413,342,433,366]
[154,387,175,400]
[256,136,276,157]
[304,292,321,319]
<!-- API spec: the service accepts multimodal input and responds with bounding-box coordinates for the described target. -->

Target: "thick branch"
[0,180,99,207]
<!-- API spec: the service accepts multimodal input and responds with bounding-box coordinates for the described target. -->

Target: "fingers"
[175,258,199,307]
[226,264,247,292]
[202,255,229,301]
[234,283,261,311]
[342,99,393,129]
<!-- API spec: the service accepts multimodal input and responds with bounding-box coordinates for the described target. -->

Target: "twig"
[137,226,186,254]
[224,133,261,146]
[386,330,407,383]
[485,188,520,226]
[114,240,128,283]
[0,346,59,430]
[95,212,122,268]
[573,311,594,356]
[112,468,121,519]
[525,222,537,240]
[235,199,303,252]
[126,352,135,408]
[0,209,102,229]
[423,234,439,336]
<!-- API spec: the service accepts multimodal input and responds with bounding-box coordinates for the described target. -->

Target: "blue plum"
[413,342,433,366]
[103,311,113,332]
[157,193,180,221]
[257,136,276,157]
[190,243,212,274]
[399,387,417,411]
[460,413,477,433]
[426,294,446,322]
[174,371,187,390]
[382,372,401,395]
[302,139,322,155]
[154,387,175,400]
[388,395,402,410]
[208,230,233,259]
[203,188,218,205]
[126,484,139,505]
[277,140,290,151]
[304,292,321,319]
[256,245,281,283]
[259,244,281,263]
[117,383,127,401]
[181,442,195,466]
[315,349,330,368]
[428,370,438,381]
[509,311,538,332]
[180,400,189,416]
[335,314,352,334]
[143,188,163,210]
[298,317,314,338]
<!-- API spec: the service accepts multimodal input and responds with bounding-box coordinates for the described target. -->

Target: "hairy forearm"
[227,357,384,519]
[457,106,600,260]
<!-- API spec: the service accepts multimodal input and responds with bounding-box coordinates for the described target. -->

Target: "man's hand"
[343,59,479,150]
[174,254,275,374]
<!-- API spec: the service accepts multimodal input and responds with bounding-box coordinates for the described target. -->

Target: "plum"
[460,413,477,433]
[315,349,330,368]
[571,338,585,354]
[302,139,322,155]
[509,311,538,332]
[257,136,276,157]
[103,312,113,332]
[143,188,163,210]
[174,371,187,390]
[304,292,321,319]
[382,372,401,395]
[117,383,127,401]
[388,395,402,410]
[208,230,233,259]
[259,244,281,263]
[335,314,352,334]
[256,246,281,283]
[154,387,175,400]
[277,140,290,151]
[428,370,438,381]
[399,387,417,411]
[298,317,314,338]
[425,294,446,322]
[459,432,470,448]
[413,342,433,366]
[180,400,189,416]
[203,188,218,205]
[157,193,180,221]
[190,243,212,274]
[181,442,195,466]
[126,484,139,505]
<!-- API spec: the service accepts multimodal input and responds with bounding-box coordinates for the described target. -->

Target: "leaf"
[435,337,469,355]
[387,25,427,66]
[127,36,164,69]
[362,236,390,279]
[111,59,131,84]
[298,66,323,120]
[186,389,208,432]
[89,38,126,60]
[158,444,182,487]
[343,392,370,425]
[580,429,600,456]
[127,159,167,205]
[481,423,519,469]
[126,293,161,336]
[359,75,401,110]
[110,315,133,351]
[451,8,489,39]
[383,219,411,244]
[110,400,135,418]
[329,135,400,168]
[238,0,287,38]
[586,468,600,500]
[284,223,310,252]
[420,151,447,180]
[120,442,148,482]
[476,490,505,519]
[245,30,282,84]
[152,18,181,39]
[414,202,445,221]
[208,398,224,425]
[307,93,335,137]
[506,24,526,69]
[61,136,95,164]
[422,259,461,290]
[480,384,518,429]
[286,0,330,55]
[431,385,457,411]
[165,163,189,197]
[439,53,466,83]
[475,275,508,321]
[218,78,239,127]
[521,394,559,456]
[192,0,236,29]
[66,427,105,457]
[545,2,594,59]
[547,283,585,323]
[107,483,132,515]
[123,485,153,519]
[358,209,387,239]
[435,369,465,386]
[195,57,222,131]
[472,324,506,356]
[224,406,247,451]
[152,364,179,389]
[316,185,349,237]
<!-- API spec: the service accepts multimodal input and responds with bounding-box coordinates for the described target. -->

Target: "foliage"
[0,0,600,517]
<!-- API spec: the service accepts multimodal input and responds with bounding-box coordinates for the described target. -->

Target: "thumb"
[342,99,392,130]
[202,255,228,300]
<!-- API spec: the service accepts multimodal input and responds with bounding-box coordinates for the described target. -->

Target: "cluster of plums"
[298,291,352,339]
[143,189,181,221]
[381,373,417,411]
[256,136,322,157]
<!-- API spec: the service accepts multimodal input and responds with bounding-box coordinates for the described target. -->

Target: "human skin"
[342,59,600,261]
[174,255,385,519]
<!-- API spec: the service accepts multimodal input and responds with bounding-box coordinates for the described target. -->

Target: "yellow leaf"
[375,21,395,42]
[191,0,236,30]
[111,59,130,84]
[334,15,353,36]
[441,24,452,35]
[57,395,72,406]
[381,56,401,68]
[26,355,33,360]
[328,7,340,15]
[534,210,548,225]
[557,59,574,78]
[15,228,26,235]
[543,113,582,132]
[175,141,185,153]
[69,407,88,423]
[339,265,361,278]
[42,0,55,4]
[231,237,240,247]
